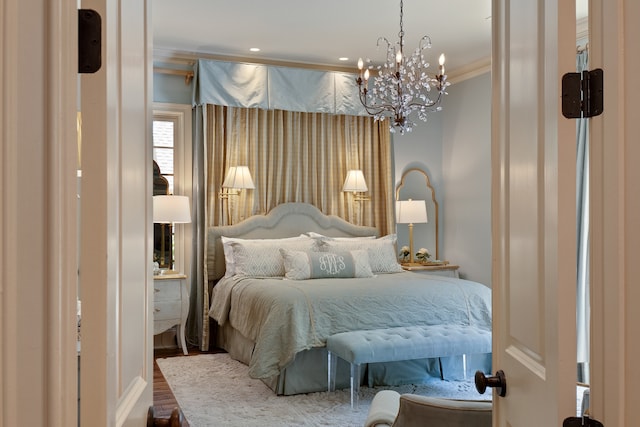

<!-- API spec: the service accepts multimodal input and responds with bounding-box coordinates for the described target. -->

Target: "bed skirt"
[216,322,492,396]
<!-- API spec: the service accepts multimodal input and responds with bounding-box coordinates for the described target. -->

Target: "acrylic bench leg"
[327,351,337,393]
[351,363,360,409]
[463,354,467,380]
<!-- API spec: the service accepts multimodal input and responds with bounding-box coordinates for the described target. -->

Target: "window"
[153,120,175,194]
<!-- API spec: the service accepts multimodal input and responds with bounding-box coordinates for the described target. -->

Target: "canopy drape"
[190,105,393,350]
[204,105,394,231]
[192,59,367,116]
[185,58,395,350]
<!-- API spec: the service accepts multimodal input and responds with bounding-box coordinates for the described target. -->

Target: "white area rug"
[157,353,489,427]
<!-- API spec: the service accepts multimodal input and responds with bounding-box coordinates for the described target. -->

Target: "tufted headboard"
[206,202,379,281]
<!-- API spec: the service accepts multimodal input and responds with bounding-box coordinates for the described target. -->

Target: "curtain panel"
[576,50,590,384]
[204,105,394,232]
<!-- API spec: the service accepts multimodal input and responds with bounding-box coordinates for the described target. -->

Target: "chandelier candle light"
[356,0,450,134]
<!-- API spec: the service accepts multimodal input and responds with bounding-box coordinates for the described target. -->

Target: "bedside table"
[401,262,460,278]
[153,274,189,355]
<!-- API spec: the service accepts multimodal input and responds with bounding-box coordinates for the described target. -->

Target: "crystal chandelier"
[356,0,450,134]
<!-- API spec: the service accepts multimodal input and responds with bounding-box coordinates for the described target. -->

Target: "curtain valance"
[192,59,367,116]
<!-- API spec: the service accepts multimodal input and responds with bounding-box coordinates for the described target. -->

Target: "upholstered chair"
[364,390,492,427]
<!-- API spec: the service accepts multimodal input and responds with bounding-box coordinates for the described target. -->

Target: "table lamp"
[396,199,428,264]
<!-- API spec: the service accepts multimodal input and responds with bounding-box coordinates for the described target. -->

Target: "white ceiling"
[153,0,589,73]
[153,0,492,73]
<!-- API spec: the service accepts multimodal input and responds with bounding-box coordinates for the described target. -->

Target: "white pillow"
[221,235,310,278]
[320,234,403,273]
[230,237,319,278]
[280,248,374,280]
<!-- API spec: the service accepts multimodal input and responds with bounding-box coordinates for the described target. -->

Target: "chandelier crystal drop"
[355,0,450,134]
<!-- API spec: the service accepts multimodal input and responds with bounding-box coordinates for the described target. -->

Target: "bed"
[207,202,492,395]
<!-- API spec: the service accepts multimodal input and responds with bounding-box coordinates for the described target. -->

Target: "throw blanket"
[209,271,491,379]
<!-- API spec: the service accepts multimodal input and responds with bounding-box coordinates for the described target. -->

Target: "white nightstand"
[401,262,460,278]
[153,273,189,355]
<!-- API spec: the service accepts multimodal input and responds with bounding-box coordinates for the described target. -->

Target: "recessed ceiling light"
[339,57,349,61]
[249,47,260,52]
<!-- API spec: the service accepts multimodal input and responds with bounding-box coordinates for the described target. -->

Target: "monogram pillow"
[279,249,374,280]
[320,234,404,273]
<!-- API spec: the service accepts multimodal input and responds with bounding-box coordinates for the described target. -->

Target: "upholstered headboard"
[207,202,379,281]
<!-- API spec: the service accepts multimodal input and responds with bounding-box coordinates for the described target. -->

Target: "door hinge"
[563,416,604,427]
[562,68,603,119]
[78,9,101,73]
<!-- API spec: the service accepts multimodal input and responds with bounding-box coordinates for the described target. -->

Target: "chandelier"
[356,0,450,134]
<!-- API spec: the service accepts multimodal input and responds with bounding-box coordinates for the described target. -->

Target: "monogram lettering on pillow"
[280,249,375,280]
[314,253,351,277]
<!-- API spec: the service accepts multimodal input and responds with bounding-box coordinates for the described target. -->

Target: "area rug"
[157,353,489,427]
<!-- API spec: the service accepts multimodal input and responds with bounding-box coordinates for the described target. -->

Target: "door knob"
[475,370,507,397]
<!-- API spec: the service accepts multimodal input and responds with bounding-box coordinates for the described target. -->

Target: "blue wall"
[153,72,192,105]
[442,73,492,286]
[393,72,492,286]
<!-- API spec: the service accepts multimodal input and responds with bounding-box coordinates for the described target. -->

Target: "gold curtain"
[204,105,394,234]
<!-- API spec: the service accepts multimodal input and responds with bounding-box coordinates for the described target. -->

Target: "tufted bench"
[326,324,492,408]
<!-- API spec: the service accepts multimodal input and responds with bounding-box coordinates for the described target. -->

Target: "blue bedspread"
[209,271,491,379]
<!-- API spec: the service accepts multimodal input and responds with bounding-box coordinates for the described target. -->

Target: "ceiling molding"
[153,48,358,74]
[153,48,491,84]
[447,57,491,84]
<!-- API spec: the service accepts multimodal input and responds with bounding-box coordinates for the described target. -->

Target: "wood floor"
[153,346,224,426]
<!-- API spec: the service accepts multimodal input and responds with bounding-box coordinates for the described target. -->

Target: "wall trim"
[448,57,492,84]
[154,48,493,83]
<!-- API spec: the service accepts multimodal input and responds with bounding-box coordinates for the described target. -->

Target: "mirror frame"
[153,160,172,269]
[395,168,439,260]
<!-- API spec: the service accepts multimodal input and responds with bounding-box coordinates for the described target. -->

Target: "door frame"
[1,0,79,426]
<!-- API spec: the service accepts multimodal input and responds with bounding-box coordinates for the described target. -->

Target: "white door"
[79,0,153,426]
[490,0,578,424]
[589,0,640,425]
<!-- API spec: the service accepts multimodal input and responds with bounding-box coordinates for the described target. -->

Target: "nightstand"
[401,262,460,278]
[153,273,189,355]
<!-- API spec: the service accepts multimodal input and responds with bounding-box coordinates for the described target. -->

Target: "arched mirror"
[395,168,439,260]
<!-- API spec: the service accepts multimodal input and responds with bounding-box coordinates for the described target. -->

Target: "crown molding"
[447,57,491,84]
[153,48,358,74]
[153,48,493,82]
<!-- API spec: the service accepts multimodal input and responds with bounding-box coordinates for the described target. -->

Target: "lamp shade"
[222,166,255,189]
[396,199,428,224]
[343,170,368,192]
[153,195,191,223]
